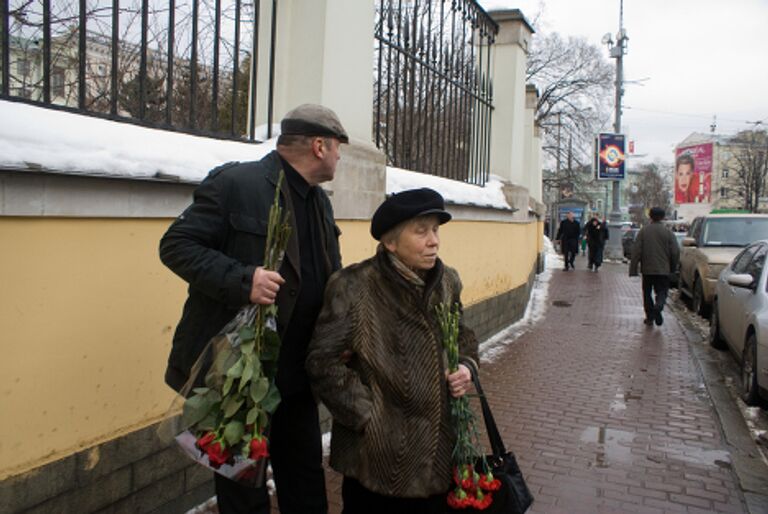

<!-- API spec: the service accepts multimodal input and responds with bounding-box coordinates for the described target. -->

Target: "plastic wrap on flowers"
[158,172,291,488]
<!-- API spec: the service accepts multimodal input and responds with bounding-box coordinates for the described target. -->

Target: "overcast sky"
[478,0,768,166]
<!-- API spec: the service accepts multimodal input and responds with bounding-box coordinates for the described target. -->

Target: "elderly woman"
[306,188,478,514]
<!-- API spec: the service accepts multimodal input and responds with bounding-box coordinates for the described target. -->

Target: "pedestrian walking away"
[584,214,609,271]
[306,188,478,514]
[159,104,348,514]
[555,211,581,271]
[629,207,680,326]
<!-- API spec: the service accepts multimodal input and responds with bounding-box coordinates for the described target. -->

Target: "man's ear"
[311,137,325,159]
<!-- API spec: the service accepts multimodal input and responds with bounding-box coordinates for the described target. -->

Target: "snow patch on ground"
[479,237,561,363]
[387,166,511,210]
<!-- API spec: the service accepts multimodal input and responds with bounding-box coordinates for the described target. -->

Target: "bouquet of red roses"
[161,171,291,486]
[437,303,501,510]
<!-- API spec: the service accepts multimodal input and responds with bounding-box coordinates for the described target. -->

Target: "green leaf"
[249,377,269,403]
[223,375,235,397]
[261,330,281,361]
[239,326,256,342]
[212,347,237,375]
[181,394,213,429]
[246,405,261,425]
[192,387,210,395]
[223,420,245,446]
[226,357,245,379]
[223,395,245,418]
[258,410,269,430]
[261,383,282,413]
[197,411,219,432]
[240,341,255,354]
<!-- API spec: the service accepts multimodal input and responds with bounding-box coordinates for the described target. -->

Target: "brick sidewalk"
[212,258,750,514]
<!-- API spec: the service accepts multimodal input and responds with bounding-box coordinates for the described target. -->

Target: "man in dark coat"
[629,207,680,326]
[584,214,609,271]
[159,104,347,514]
[556,211,581,270]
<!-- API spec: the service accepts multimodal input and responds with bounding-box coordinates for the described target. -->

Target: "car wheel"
[693,276,711,318]
[742,333,760,406]
[709,299,727,350]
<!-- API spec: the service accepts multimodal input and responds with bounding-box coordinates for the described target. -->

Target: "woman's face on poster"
[676,163,693,192]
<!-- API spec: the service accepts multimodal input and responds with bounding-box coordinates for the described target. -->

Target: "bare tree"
[527,32,614,189]
[729,129,768,213]
[626,163,671,225]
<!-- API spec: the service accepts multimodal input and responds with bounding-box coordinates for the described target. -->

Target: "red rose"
[206,441,232,469]
[196,431,216,452]
[478,473,501,491]
[249,436,270,461]
[447,488,472,510]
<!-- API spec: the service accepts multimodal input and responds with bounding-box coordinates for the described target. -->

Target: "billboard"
[675,142,712,204]
[595,133,626,180]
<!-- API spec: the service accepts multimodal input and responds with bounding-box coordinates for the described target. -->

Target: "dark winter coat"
[159,151,342,392]
[306,247,478,498]
[629,221,680,276]
[556,218,581,241]
[585,218,609,247]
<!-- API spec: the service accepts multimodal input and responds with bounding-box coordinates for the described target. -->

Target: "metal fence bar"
[42,0,51,103]
[78,0,87,109]
[231,0,241,136]
[189,0,199,128]
[166,0,175,125]
[110,0,119,116]
[139,0,148,119]
[266,0,277,139]
[1,0,7,96]
[211,0,221,131]
[248,0,260,141]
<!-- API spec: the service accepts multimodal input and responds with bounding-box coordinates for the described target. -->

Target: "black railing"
[374,0,497,186]
[0,0,276,142]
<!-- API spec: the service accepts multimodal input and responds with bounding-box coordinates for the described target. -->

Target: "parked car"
[622,228,639,259]
[709,240,768,405]
[679,214,768,317]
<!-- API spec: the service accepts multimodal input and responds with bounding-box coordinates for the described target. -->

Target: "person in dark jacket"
[556,211,581,270]
[584,214,609,271]
[307,189,478,514]
[629,207,680,326]
[159,104,348,514]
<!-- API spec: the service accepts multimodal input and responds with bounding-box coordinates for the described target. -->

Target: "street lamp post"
[602,0,629,259]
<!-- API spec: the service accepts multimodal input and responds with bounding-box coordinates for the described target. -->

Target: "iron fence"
[374,0,497,186]
[0,0,277,142]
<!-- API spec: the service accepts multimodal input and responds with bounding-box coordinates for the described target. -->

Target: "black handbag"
[456,359,534,514]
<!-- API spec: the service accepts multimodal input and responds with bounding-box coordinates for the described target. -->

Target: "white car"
[709,240,768,406]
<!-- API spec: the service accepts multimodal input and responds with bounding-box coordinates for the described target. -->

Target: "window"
[52,68,65,97]
[722,167,729,178]
[746,245,767,282]
[720,187,728,199]
[732,245,759,273]
[701,218,768,247]
[16,58,30,78]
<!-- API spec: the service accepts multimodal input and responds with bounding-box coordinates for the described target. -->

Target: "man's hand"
[447,364,473,398]
[250,266,286,304]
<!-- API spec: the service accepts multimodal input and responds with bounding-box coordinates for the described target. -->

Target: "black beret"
[649,207,666,220]
[280,104,349,143]
[370,188,452,240]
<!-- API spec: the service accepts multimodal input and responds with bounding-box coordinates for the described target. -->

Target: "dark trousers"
[562,239,579,269]
[214,389,327,514]
[341,477,447,514]
[588,243,605,269]
[642,274,670,320]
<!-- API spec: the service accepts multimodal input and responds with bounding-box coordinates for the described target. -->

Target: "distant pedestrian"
[556,211,581,271]
[584,214,609,271]
[629,207,680,326]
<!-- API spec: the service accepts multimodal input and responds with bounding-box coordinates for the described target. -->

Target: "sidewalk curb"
[670,301,768,514]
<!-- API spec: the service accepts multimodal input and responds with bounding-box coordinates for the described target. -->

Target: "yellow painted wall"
[0,216,539,478]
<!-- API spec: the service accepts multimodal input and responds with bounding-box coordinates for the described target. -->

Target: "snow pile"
[0,100,275,182]
[387,166,511,210]
[479,237,561,363]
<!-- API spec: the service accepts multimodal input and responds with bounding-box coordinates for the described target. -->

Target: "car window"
[746,245,767,282]
[701,217,768,247]
[732,246,759,273]
[689,218,701,239]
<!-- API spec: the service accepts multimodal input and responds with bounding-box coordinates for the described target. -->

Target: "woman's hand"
[447,364,473,398]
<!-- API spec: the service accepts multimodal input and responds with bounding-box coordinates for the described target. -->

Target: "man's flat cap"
[649,207,666,219]
[280,104,349,143]
[371,188,452,240]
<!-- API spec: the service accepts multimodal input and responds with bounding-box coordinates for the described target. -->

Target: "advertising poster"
[596,133,626,180]
[675,143,712,204]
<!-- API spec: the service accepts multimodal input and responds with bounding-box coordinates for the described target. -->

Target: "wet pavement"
[196,256,768,514]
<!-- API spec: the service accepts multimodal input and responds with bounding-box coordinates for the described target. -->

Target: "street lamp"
[602,0,629,260]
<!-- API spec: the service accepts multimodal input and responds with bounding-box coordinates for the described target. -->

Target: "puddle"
[580,426,732,469]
